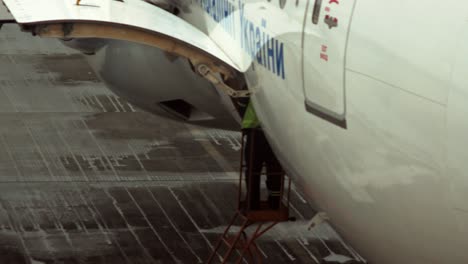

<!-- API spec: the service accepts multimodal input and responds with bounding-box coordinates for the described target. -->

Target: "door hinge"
[196,64,251,98]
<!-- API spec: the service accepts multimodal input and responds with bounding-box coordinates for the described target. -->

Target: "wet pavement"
[0,24,366,263]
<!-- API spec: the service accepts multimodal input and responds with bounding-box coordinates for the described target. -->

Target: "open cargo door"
[2,0,241,79]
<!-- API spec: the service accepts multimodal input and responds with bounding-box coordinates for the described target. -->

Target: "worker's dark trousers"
[243,128,283,210]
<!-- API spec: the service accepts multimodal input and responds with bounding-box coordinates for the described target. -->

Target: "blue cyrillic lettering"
[275,40,285,79]
[267,36,275,73]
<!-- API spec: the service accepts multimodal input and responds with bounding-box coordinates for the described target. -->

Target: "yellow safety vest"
[242,101,260,129]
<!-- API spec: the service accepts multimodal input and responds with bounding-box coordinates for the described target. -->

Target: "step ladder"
[206,130,294,264]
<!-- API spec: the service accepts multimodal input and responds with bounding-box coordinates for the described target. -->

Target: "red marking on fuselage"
[329,0,339,4]
[320,53,329,62]
[324,15,338,29]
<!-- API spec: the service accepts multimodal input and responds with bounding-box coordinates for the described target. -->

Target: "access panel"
[302,0,356,128]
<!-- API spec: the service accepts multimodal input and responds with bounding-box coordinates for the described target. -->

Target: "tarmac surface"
[0,24,366,264]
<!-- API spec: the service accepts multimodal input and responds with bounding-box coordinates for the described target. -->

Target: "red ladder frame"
[206,130,293,264]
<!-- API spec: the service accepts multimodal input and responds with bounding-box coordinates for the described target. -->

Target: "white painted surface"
[447,14,468,240]
[180,0,304,78]
[347,0,468,105]
[302,0,356,120]
[2,0,240,70]
[0,3,14,20]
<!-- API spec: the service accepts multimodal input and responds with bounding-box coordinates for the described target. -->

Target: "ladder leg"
[221,218,250,263]
[235,223,263,264]
[207,213,240,263]
[240,230,256,264]
[246,246,255,264]
[252,221,278,240]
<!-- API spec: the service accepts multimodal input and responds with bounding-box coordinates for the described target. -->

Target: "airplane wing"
[1,0,241,77]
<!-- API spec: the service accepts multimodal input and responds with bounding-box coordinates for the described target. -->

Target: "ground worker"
[242,100,283,210]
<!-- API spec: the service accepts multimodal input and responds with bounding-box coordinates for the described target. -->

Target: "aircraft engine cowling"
[68,38,242,131]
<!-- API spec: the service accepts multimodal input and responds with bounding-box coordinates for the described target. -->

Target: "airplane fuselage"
[9,0,467,262]
[174,0,468,263]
